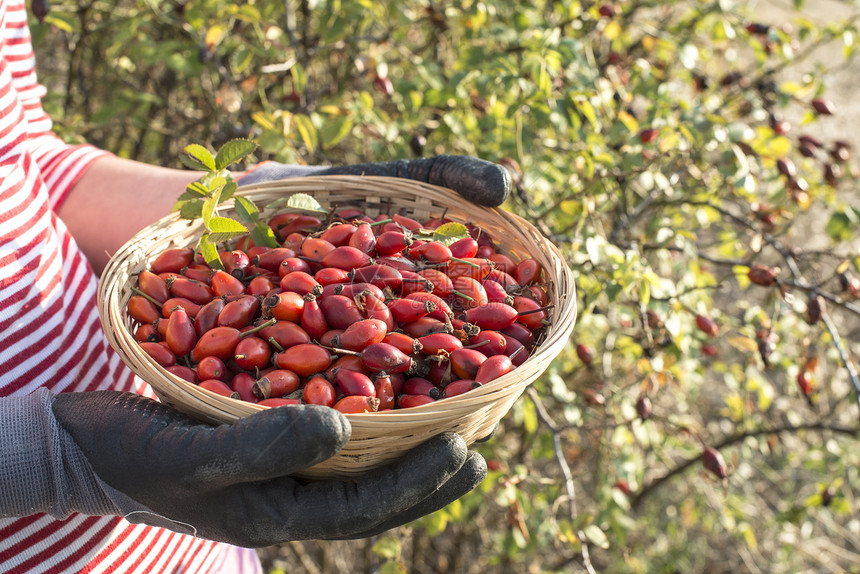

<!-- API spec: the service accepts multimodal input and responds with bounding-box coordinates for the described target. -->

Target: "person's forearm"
[57,156,203,275]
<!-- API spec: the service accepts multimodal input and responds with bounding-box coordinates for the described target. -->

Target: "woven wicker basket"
[98,175,576,479]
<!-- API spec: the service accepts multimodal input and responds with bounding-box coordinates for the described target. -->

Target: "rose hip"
[442,379,482,398]
[253,369,299,399]
[469,330,507,356]
[374,373,396,410]
[321,246,372,270]
[417,269,454,298]
[319,294,364,330]
[217,295,261,329]
[140,341,176,367]
[264,291,304,323]
[257,320,311,350]
[449,348,488,379]
[402,317,450,338]
[320,223,356,247]
[397,394,436,409]
[134,323,160,343]
[231,372,259,403]
[375,231,412,256]
[302,375,336,407]
[402,377,441,399]
[382,332,422,355]
[211,269,246,297]
[252,247,296,273]
[128,295,161,324]
[335,318,388,351]
[334,395,380,414]
[161,297,202,319]
[512,295,548,330]
[501,322,534,348]
[137,270,170,304]
[233,335,271,370]
[199,379,239,399]
[279,257,312,277]
[182,264,214,285]
[350,264,402,290]
[514,258,542,285]
[449,237,479,259]
[464,302,518,330]
[445,258,493,281]
[315,267,350,286]
[191,326,241,362]
[418,333,463,356]
[274,343,332,376]
[196,355,227,381]
[301,237,337,260]
[405,292,453,321]
[166,365,198,383]
[246,275,276,297]
[333,368,376,397]
[452,276,489,310]
[348,222,376,254]
[167,276,215,305]
[150,247,194,274]
[280,271,322,296]
[165,306,197,357]
[360,342,413,373]
[387,297,435,324]
[475,354,514,384]
[300,294,329,341]
[195,298,226,337]
[332,282,385,301]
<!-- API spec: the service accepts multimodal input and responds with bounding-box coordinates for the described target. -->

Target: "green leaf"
[178,198,205,219]
[207,216,248,242]
[44,12,78,33]
[320,116,354,149]
[379,562,406,574]
[214,139,258,171]
[178,181,210,201]
[179,152,211,172]
[294,114,318,152]
[220,180,238,205]
[825,207,860,241]
[234,196,260,226]
[431,222,470,245]
[582,523,610,549]
[201,194,219,227]
[287,193,326,213]
[198,234,223,270]
[251,221,279,248]
[183,144,216,171]
[290,63,308,94]
[371,536,401,560]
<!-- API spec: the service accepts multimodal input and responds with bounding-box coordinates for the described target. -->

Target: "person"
[0,0,510,571]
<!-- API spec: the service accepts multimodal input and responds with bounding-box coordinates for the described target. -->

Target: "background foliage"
[32,0,860,571]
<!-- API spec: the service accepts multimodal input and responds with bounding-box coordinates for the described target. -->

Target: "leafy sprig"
[174,139,333,269]
[173,139,268,269]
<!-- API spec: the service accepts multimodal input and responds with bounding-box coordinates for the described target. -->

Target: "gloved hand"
[50,391,486,547]
[237,154,512,207]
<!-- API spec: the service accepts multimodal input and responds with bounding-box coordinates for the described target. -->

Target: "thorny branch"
[629,420,860,510]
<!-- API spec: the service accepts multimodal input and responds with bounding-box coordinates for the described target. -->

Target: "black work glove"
[51,391,486,548]
[237,154,512,207]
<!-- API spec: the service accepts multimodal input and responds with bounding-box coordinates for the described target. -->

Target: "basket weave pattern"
[98,176,576,478]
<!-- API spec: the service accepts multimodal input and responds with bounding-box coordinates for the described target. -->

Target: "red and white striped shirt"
[0,1,260,571]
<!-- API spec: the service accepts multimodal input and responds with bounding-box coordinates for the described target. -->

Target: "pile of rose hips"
[126,207,551,414]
